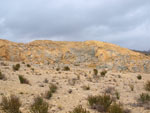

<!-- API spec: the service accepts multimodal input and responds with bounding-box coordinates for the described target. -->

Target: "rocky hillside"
[0,39,150,73]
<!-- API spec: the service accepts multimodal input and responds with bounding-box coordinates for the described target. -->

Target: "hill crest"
[0,39,150,73]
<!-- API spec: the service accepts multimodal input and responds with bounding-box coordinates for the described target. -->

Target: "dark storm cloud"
[0,0,150,50]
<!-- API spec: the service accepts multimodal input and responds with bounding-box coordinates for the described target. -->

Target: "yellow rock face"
[0,39,150,73]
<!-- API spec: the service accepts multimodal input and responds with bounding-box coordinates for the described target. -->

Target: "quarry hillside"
[0,39,150,73]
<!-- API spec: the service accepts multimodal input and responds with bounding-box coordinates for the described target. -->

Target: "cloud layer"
[0,0,150,50]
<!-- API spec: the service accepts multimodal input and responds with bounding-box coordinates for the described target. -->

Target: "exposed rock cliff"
[0,39,150,73]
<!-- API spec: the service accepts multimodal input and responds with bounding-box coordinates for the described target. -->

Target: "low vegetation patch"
[49,83,57,93]
[108,103,130,113]
[44,90,52,99]
[69,105,90,113]
[137,93,150,109]
[0,71,6,80]
[1,95,21,113]
[30,96,49,113]
[129,84,134,91]
[101,70,107,77]
[27,64,31,67]
[18,75,30,84]
[108,103,124,113]
[137,75,142,80]
[87,94,112,112]
[115,91,120,100]
[82,85,90,90]
[44,83,57,99]
[43,78,49,83]
[93,69,98,76]
[56,68,60,71]
[63,66,70,71]
[145,81,150,91]
[13,64,20,71]
[138,93,150,103]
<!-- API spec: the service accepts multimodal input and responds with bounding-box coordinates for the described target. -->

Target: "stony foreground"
[0,61,150,113]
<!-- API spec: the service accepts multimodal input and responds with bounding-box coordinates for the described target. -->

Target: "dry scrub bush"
[30,96,49,113]
[1,95,21,113]
[69,105,90,113]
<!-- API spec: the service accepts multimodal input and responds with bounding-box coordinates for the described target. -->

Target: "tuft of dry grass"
[145,81,150,91]
[1,95,21,113]
[69,105,90,113]
[30,96,49,113]
[87,94,112,112]
[0,71,6,80]
[13,64,20,71]
[18,75,30,84]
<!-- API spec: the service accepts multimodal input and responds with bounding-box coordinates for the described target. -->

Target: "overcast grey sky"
[0,0,150,50]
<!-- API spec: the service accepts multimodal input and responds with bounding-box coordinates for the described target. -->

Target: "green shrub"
[82,85,90,90]
[18,75,30,84]
[63,66,70,71]
[108,103,124,113]
[101,70,107,77]
[44,83,57,100]
[137,75,142,80]
[145,81,150,91]
[138,93,150,103]
[1,95,21,113]
[0,71,6,80]
[129,84,134,91]
[43,78,49,83]
[27,64,31,67]
[69,105,90,113]
[13,64,20,71]
[44,91,52,99]
[93,69,98,76]
[30,96,48,113]
[87,94,112,112]
[49,83,57,93]
[56,68,60,71]
[115,91,120,100]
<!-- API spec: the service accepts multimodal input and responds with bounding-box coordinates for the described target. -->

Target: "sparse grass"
[31,68,34,71]
[137,93,150,109]
[27,64,31,67]
[44,83,57,99]
[115,91,120,100]
[137,75,142,80]
[13,64,20,71]
[43,78,49,83]
[1,95,21,113]
[129,84,134,91]
[30,96,49,113]
[87,94,112,112]
[68,78,76,86]
[101,70,107,77]
[108,103,124,113]
[69,105,90,113]
[138,93,150,103]
[18,75,30,84]
[93,69,98,76]
[44,90,52,99]
[105,87,115,94]
[56,68,60,71]
[144,81,150,91]
[63,66,70,71]
[49,83,57,93]
[0,71,6,80]
[82,85,90,90]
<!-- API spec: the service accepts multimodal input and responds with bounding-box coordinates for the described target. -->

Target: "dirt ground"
[0,61,150,113]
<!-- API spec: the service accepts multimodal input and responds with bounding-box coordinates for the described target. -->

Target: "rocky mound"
[0,39,150,73]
